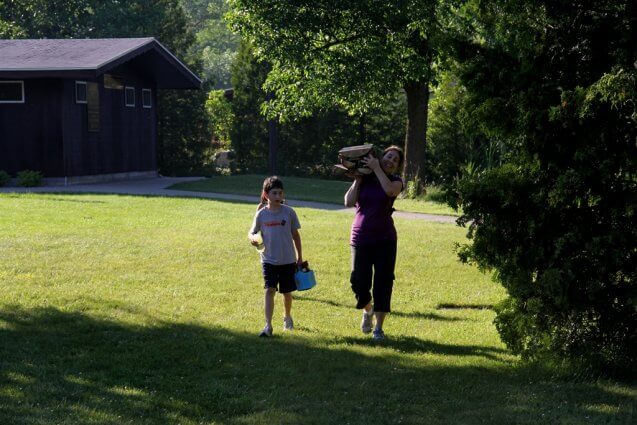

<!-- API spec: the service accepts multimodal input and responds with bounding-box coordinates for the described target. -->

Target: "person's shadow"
[296,295,469,321]
[0,305,633,424]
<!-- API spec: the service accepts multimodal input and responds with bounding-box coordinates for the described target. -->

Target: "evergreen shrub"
[17,170,43,187]
[0,170,10,187]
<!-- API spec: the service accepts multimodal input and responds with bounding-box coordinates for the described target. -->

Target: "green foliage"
[0,0,92,38]
[0,170,10,187]
[226,0,457,183]
[426,71,505,185]
[227,0,442,117]
[404,178,422,200]
[157,89,214,176]
[0,6,25,38]
[452,0,637,371]
[17,170,42,187]
[226,41,406,176]
[205,90,234,149]
[227,40,270,172]
[180,0,239,88]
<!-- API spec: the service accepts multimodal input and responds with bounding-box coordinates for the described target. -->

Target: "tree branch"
[312,33,365,51]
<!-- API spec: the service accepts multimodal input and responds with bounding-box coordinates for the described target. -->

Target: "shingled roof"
[0,38,201,89]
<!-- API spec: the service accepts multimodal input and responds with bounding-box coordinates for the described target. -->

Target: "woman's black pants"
[350,240,397,312]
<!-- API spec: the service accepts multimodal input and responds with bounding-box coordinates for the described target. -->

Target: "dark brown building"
[0,38,201,183]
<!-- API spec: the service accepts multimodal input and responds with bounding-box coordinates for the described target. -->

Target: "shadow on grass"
[341,335,509,360]
[0,194,108,204]
[1,191,344,211]
[0,306,634,425]
[436,303,495,310]
[296,295,466,322]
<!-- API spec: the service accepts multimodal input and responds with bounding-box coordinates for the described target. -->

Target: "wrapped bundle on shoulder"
[333,144,377,177]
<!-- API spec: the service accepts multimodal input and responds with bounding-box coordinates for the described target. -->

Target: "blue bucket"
[295,268,316,291]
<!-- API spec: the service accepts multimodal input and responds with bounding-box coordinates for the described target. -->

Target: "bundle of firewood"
[333,144,377,177]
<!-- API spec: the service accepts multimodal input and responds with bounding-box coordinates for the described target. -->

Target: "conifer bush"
[0,170,10,187]
[451,1,636,371]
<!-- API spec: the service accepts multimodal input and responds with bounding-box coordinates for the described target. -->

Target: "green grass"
[1,193,635,424]
[168,174,459,216]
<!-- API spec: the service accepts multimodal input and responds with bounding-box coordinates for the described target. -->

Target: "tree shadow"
[296,295,467,321]
[0,306,634,424]
[0,191,346,211]
[340,335,509,360]
[437,303,495,310]
[0,194,107,204]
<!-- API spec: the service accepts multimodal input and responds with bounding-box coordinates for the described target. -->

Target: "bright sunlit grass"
[0,193,634,424]
[168,174,459,216]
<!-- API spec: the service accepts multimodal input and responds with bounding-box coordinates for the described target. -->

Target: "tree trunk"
[403,80,429,192]
[267,118,278,175]
[265,91,278,174]
[358,113,366,144]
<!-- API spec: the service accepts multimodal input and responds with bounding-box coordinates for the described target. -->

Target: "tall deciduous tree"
[227,0,454,187]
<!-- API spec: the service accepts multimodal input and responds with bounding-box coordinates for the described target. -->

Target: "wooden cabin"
[0,38,201,183]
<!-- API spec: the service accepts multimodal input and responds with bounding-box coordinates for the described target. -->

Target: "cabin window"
[0,81,25,103]
[125,86,135,107]
[75,81,87,104]
[142,89,152,108]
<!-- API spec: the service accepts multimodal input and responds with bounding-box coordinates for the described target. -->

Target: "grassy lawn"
[1,193,635,424]
[168,174,459,216]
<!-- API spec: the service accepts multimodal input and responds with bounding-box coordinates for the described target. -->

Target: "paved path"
[0,177,458,224]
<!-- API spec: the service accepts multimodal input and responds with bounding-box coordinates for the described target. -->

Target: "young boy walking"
[248,176,303,337]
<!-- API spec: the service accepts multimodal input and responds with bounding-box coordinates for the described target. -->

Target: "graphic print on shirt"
[264,219,286,227]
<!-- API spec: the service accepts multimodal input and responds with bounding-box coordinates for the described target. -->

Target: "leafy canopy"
[227,0,450,119]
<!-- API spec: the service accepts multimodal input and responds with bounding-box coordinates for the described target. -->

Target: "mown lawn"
[0,193,634,424]
[168,174,459,216]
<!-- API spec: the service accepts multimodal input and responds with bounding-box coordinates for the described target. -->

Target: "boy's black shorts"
[262,263,297,293]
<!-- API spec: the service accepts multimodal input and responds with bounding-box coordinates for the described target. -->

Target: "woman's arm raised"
[344,176,362,207]
[362,154,402,197]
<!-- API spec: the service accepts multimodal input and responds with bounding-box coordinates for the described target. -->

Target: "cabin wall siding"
[0,74,157,178]
[0,78,65,176]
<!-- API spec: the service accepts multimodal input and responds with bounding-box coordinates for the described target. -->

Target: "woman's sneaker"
[372,328,385,341]
[361,310,374,334]
[259,325,273,337]
[283,316,294,331]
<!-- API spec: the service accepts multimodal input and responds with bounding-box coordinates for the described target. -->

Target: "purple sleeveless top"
[350,174,403,246]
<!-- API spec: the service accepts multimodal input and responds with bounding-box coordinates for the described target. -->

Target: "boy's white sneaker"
[283,316,294,331]
[259,325,273,337]
[361,310,374,334]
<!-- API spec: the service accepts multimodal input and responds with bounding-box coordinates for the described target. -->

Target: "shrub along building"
[0,38,201,183]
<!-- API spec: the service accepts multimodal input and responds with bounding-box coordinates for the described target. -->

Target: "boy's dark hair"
[263,176,284,193]
[261,176,284,204]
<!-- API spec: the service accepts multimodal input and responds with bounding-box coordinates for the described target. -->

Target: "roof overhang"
[0,38,201,89]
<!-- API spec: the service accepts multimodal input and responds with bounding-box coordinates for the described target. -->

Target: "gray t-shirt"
[249,204,301,265]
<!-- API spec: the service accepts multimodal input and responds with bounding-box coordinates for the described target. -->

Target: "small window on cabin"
[0,81,25,103]
[142,89,152,108]
[125,86,135,107]
[75,81,87,104]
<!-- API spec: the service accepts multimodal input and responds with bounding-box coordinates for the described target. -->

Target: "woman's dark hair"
[383,145,405,171]
[261,176,284,203]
